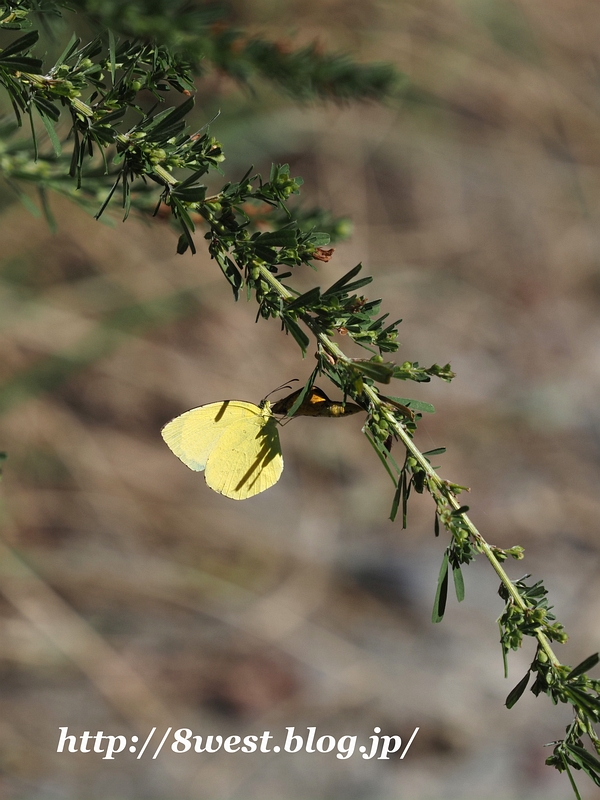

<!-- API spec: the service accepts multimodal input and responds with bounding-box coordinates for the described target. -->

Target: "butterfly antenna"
[263,378,299,401]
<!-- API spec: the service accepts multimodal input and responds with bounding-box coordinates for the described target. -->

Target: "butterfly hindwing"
[205,412,283,499]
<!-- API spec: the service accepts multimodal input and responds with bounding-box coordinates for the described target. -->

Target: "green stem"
[257,263,563,670]
[258,263,293,298]
[21,75,93,117]
[364,376,561,668]
[70,97,93,117]
[152,164,177,185]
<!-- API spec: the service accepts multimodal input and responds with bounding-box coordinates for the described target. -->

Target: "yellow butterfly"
[271,386,361,417]
[161,400,283,500]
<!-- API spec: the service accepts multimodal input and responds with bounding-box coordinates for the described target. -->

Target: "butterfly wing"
[161,401,263,472]
[205,412,283,499]
[272,386,361,417]
[162,401,283,500]
[271,388,300,415]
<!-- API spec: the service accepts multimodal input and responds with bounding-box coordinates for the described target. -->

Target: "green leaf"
[178,167,211,190]
[388,397,435,414]
[285,286,321,312]
[33,95,60,122]
[384,445,403,478]
[176,215,195,255]
[37,109,62,157]
[253,244,278,264]
[432,551,449,623]
[339,276,373,295]
[27,106,37,161]
[500,621,508,678]
[285,366,319,417]
[148,96,195,137]
[505,670,531,709]
[171,197,195,234]
[16,189,40,218]
[567,745,600,784]
[563,761,583,800]
[307,232,331,246]
[0,30,39,58]
[402,468,410,527]
[172,186,207,203]
[566,653,599,681]
[255,228,298,247]
[389,482,402,522]
[451,505,470,516]
[0,55,43,70]
[322,263,364,297]
[351,359,394,383]
[284,317,309,353]
[108,29,116,83]
[452,565,465,602]
[214,254,241,296]
[54,33,79,68]
[392,364,431,382]
[422,447,446,456]
[364,430,398,486]
[38,187,57,234]
[565,687,600,717]
[94,174,121,220]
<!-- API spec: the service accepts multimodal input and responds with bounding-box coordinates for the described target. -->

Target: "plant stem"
[257,264,563,670]
[153,164,177,185]
[257,262,293,298]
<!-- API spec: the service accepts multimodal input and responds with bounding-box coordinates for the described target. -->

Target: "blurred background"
[1,0,600,798]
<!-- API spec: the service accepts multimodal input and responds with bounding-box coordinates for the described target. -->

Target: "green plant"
[0,1,598,796]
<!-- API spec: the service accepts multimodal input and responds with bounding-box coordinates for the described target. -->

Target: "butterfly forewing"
[162,401,262,472]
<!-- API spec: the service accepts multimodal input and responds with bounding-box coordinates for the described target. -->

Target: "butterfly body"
[271,386,361,417]
[161,400,283,500]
